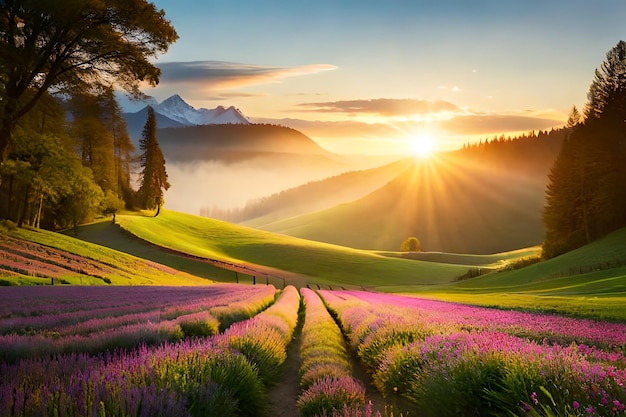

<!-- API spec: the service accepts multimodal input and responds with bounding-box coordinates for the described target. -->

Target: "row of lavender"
[319,290,626,417]
[0,285,301,417]
[0,285,276,362]
[298,288,370,417]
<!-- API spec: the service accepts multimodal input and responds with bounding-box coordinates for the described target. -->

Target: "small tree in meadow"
[400,236,421,252]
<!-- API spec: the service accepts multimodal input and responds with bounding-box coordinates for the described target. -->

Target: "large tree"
[543,41,626,258]
[0,0,178,159]
[137,106,169,216]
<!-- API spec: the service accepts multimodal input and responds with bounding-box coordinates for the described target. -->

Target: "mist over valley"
[121,95,566,254]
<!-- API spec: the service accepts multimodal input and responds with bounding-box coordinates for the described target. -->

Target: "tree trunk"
[0,115,14,162]
[154,204,161,217]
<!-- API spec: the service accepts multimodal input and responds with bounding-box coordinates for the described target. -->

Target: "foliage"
[138,106,170,215]
[0,285,302,416]
[298,376,367,417]
[0,90,130,228]
[320,290,626,417]
[0,0,177,159]
[544,40,626,258]
[67,89,136,209]
[211,286,277,332]
[0,285,271,361]
[400,237,421,252]
[218,286,300,385]
[177,311,220,337]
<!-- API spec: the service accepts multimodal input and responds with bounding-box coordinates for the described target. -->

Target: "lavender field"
[1,286,625,416]
[320,290,626,417]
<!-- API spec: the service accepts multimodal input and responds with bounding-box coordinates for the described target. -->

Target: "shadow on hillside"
[72,221,292,287]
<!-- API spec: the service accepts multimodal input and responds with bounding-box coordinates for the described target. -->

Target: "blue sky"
[146,0,626,154]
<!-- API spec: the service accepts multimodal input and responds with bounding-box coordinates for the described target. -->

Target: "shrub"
[177,311,219,337]
[298,376,366,417]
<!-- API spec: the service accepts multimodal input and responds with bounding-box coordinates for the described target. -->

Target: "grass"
[3,226,210,286]
[407,228,626,321]
[70,220,250,283]
[115,210,468,289]
[8,208,626,321]
[377,246,541,268]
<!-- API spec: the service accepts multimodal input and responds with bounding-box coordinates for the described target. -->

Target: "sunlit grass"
[406,228,626,321]
[6,227,210,286]
[116,210,467,288]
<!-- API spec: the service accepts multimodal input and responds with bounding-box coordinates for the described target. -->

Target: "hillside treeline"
[155,123,328,162]
[0,91,135,229]
[0,1,177,229]
[459,128,566,172]
[543,40,626,258]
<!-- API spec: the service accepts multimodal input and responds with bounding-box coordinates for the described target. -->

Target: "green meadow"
[411,228,626,321]
[115,210,626,321]
[4,209,625,321]
[115,210,467,288]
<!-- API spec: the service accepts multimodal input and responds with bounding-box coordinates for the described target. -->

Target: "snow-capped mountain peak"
[118,92,250,126]
[155,95,249,126]
[155,94,198,124]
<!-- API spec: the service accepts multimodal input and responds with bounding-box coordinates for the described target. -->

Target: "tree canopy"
[0,0,178,159]
[401,236,421,252]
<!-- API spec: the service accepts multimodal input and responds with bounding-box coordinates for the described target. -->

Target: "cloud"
[157,61,337,90]
[297,98,459,117]
[441,113,564,135]
[255,110,564,140]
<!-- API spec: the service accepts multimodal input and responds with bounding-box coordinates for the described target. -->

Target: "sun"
[408,132,437,158]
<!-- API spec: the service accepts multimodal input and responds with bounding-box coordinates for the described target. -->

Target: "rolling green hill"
[260,154,548,254]
[377,245,541,268]
[0,226,210,286]
[251,130,565,254]
[236,158,412,226]
[114,210,470,289]
[412,227,626,320]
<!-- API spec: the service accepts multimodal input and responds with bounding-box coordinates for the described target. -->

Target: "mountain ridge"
[154,94,249,126]
[120,93,251,141]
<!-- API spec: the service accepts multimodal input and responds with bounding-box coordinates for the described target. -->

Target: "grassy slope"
[377,245,541,268]
[2,227,210,286]
[116,210,469,289]
[260,155,548,254]
[412,228,626,320]
[242,159,411,228]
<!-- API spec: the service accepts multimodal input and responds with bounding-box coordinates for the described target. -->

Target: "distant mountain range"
[119,93,249,141]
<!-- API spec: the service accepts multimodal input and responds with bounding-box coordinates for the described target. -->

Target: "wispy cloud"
[157,61,337,90]
[297,98,459,117]
[441,112,564,135]
[256,110,564,140]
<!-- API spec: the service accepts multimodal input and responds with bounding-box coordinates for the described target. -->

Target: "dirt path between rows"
[268,331,303,416]
[267,326,397,417]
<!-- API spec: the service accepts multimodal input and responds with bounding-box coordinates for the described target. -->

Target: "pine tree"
[566,105,581,128]
[543,41,626,258]
[138,106,170,216]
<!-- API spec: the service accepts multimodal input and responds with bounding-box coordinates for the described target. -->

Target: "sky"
[144,0,626,155]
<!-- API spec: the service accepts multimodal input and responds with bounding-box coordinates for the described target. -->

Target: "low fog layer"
[163,158,352,215]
